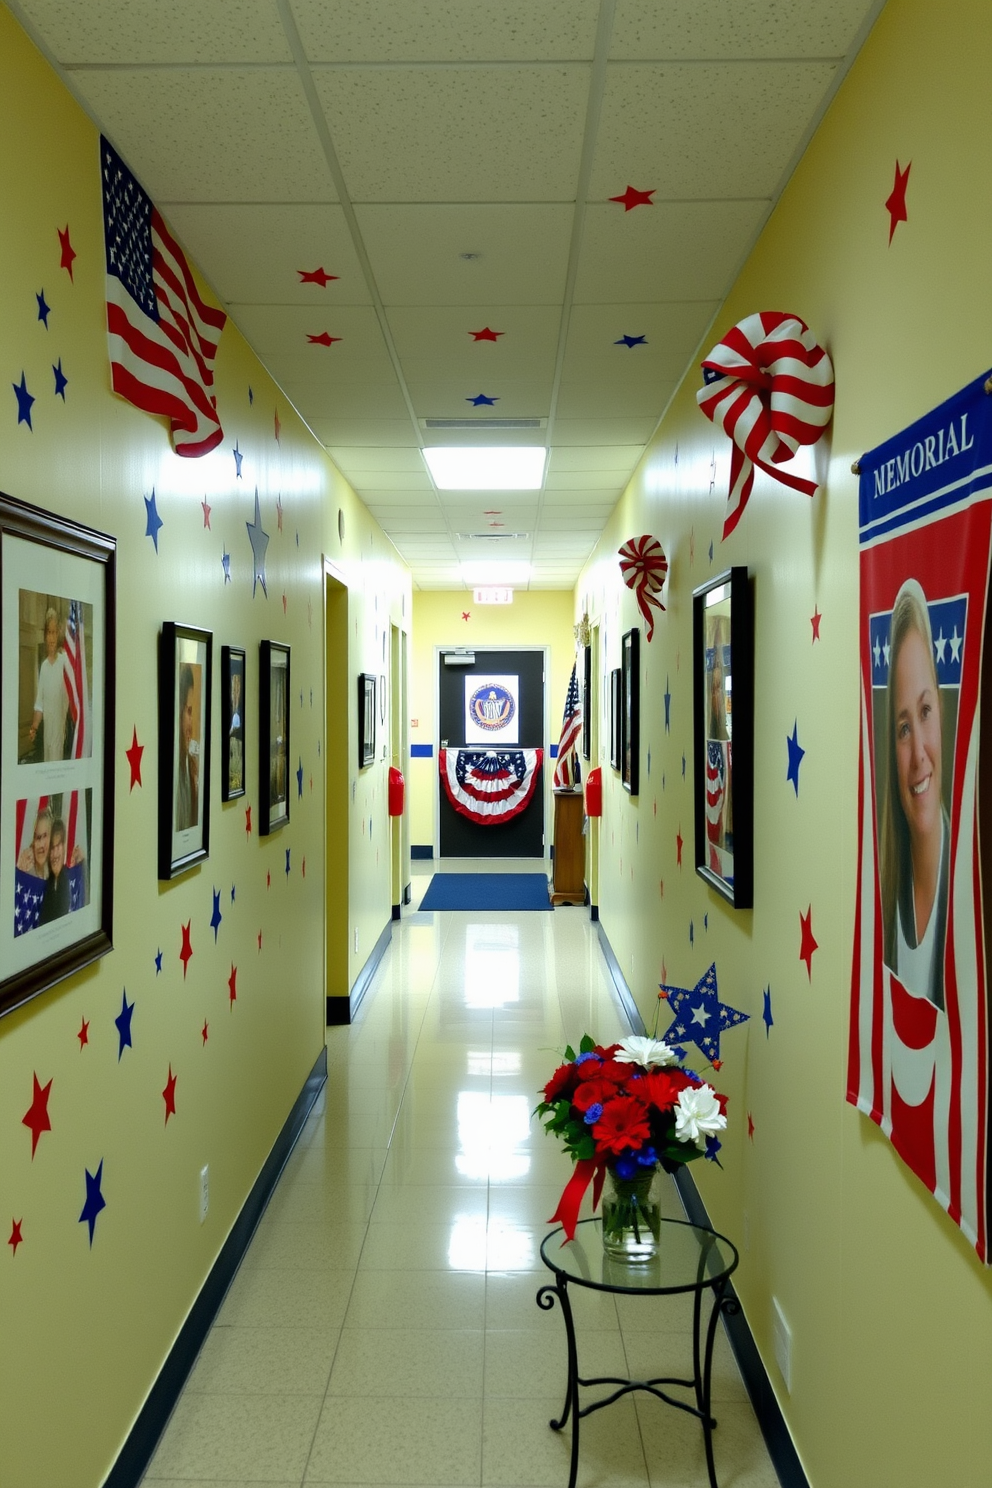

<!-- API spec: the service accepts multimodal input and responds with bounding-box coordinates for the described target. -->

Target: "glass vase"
[601,1165,663,1261]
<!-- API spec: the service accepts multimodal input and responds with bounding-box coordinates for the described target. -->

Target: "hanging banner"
[464,674,519,744]
[849,369,992,1260]
[440,748,542,825]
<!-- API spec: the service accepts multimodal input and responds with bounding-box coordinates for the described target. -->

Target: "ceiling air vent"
[455,532,529,541]
[422,418,544,430]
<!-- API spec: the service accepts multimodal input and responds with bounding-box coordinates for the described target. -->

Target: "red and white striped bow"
[696,311,834,540]
[618,534,668,641]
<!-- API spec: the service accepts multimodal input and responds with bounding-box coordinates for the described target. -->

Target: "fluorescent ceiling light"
[423,446,546,490]
[460,561,531,585]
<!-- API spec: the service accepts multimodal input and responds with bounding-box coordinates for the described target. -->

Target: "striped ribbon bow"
[618,534,668,641]
[696,311,834,540]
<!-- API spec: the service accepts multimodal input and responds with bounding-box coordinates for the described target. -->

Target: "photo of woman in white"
[28,608,71,761]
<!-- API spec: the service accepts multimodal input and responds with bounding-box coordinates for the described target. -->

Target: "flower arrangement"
[536,1034,728,1246]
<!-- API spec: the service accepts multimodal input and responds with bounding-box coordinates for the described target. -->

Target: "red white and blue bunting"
[440,748,543,826]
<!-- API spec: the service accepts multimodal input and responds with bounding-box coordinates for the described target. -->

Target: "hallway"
[141,864,776,1488]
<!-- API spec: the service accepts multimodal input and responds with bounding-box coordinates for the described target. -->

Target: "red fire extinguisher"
[388,766,405,817]
[585,766,602,818]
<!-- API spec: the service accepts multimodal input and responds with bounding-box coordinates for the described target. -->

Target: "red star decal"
[658,879,664,898]
[469,327,503,342]
[8,1218,23,1256]
[298,266,338,286]
[228,964,238,1007]
[201,1019,209,1044]
[266,870,271,889]
[461,611,471,622]
[799,905,818,980]
[274,408,282,443]
[811,607,822,642]
[747,1112,755,1141]
[58,224,76,280]
[257,928,263,952]
[483,509,502,516]
[676,828,684,867]
[22,1074,52,1158]
[125,727,144,791]
[282,592,287,615]
[309,775,313,792]
[245,804,252,836]
[179,920,193,978]
[885,160,911,243]
[77,1018,89,1050]
[163,1065,177,1123]
[653,799,658,818]
[609,185,655,211]
[276,494,284,532]
[660,961,668,985]
[307,331,341,346]
[201,498,211,529]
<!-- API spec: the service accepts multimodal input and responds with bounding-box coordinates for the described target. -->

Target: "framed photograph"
[359,673,376,768]
[158,622,212,879]
[581,644,591,761]
[610,668,622,771]
[221,646,246,802]
[1,492,116,1018]
[621,629,639,795]
[692,567,753,908]
[259,641,290,834]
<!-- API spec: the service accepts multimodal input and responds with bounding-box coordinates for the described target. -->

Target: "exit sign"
[473,587,513,604]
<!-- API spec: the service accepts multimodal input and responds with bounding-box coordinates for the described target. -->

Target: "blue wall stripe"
[410,743,434,758]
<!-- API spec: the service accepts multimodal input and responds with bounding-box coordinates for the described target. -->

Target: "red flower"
[572,1078,618,1113]
[592,1096,652,1155]
[640,1069,691,1112]
[543,1062,579,1104]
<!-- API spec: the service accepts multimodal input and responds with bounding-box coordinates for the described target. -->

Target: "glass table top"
[540,1217,738,1295]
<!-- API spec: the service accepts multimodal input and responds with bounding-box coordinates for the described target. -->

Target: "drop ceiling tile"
[367,507,447,529]
[551,417,660,444]
[311,420,419,447]
[327,447,427,474]
[70,68,332,202]
[438,492,541,512]
[359,488,438,503]
[610,0,874,60]
[540,488,622,507]
[163,206,368,305]
[445,507,540,528]
[295,0,599,60]
[20,0,292,62]
[385,305,560,366]
[313,65,588,201]
[279,382,411,420]
[545,470,629,491]
[356,205,573,306]
[346,470,434,492]
[229,305,393,371]
[554,382,677,420]
[407,381,553,419]
[538,508,616,528]
[564,303,718,378]
[574,200,769,303]
[589,61,837,201]
[548,445,644,473]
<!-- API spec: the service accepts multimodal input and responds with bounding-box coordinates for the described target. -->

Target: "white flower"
[674,1084,727,1149]
[614,1036,679,1069]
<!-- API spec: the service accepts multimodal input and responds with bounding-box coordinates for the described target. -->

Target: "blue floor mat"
[418,873,553,911]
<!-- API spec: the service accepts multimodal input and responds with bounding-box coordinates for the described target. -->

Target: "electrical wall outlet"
[198,1165,209,1225]
[772,1296,792,1393]
[354,928,359,954]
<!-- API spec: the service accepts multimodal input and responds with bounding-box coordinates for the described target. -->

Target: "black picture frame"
[158,622,212,880]
[621,628,639,795]
[581,643,592,761]
[610,668,622,771]
[259,641,290,834]
[359,673,376,768]
[1,492,116,1018]
[221,646,246,802]
[379,672,387,725]
[692,566,753,908]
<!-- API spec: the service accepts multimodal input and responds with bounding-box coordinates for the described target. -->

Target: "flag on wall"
[62,599,89,758]
[849,368,992,1261]
[552,663,582,789]
[101,136,227,457]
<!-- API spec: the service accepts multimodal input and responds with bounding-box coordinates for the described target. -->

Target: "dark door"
[438,648,545,858]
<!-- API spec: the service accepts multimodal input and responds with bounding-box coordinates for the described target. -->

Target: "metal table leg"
[537,1277,581,1488]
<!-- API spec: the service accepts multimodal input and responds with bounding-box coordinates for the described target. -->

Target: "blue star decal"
[233,441,244,477]
[115,990,134,1060]
[662,772,666,790]
[230,883,236,903]
[295,531,300,547]
[36,289,51,327]
[144,489,163,552]
[664,677,671,732]
[708,541,714,562]
[285,848,291,877]
[762,985,774,1036]
[646,747,651,777]
[299,688,304,709]
[154,948,163,974]
[53,359,68,399]
[681,752,686,779]
[658,962,750,1067]
[786,721,805,797]
[222,547,231,583]
[310,688,313,707]
[13,372,34,429]
[704,913,709,932]
[210,887,223,942]
[79,1160,107,1246]
[467,393,498,406]
[689,919,694,946]
[246,489,269,598]
[615,333,647,348]
[248,385,254,405]
[297,758,304,798]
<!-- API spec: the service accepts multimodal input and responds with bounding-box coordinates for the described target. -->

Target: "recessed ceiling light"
[423,447,546,490]
[461,560,531,585]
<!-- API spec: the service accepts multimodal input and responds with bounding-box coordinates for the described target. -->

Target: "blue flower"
[583,1103,603,1124]
[636,1146,658,1167]
[613,1154,639,1180]
[575,1051,599,1065]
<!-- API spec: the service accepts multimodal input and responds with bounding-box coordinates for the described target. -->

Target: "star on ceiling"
[811,607,822,642]
[885,159,911,243]
[36,289,51,327]
[13,372,34,429]
[222,548,231,583]
[58,224,76,280]
[22,1073,53,1158]
[297,759,304,799]
[77,1018,90,1050]
[467,393,498,405]
[53,359,68,399]
[615,334,647,348]
[179,920,193,978]
[8,1219,23,1256]
[144,489,163,552]
[125,727,144,790]
[79,1161,106,1245]
[233,440,243,477]
[246,489,269,599]
[800,905,818,980]
[658,962,749,1066]
[298,266,338,286]
[163,1066,177,1124]
[228,964,238,1007]
[210,888,222,942]
[762,986,774,1036]
[786,721,805,797]
[676,827,684,867]
[115,991,134,1058]
[609,185,655,211]
[201,497,211,529]
[307,331,341,346]
[469,327,503,341]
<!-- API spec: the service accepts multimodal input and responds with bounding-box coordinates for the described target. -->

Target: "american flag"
[62,600,89,759]
[440,749,543,825]
[552,663,583,789]
[13,794,87,936]
[101,136,227,457]
[705,740,727,870]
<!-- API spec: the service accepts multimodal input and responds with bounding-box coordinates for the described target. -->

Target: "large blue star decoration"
[115,990,134,1060]
[13,372,35,429]
[762,985,774,1036]
[658,962,749,1068]
[36,289,51,327]
[467,393,498,405]
[79,1160,106,1246]
[53,359,68,399]
[615,333,647,348]
[233,440,244,477]
[144,489,163,552]
[297,758,304,798]
[210,887,223,942]
[664,677,672,732]
[786,721,805,796]
[246,489,269,598]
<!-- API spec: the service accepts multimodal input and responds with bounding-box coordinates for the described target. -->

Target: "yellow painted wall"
[0,10,408,1485]
[409,590,576,852]
[579,0,992,1483]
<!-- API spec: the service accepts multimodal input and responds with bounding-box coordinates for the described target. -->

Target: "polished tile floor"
[143,860,779,1488]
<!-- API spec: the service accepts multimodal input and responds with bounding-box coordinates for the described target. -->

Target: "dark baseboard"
[403,883,411,905]
[349,917,392,1019]
[326,996,351,1024]
[411,844,433,859]
[105,1045,327,1488]
[392,903,401,921]
[594,923,806,1488]
[590,903,599,922]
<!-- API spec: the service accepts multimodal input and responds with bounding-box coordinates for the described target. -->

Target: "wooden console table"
[551,789,586,906]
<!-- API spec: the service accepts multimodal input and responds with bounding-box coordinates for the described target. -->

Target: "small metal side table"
[537,1217,740,1488]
